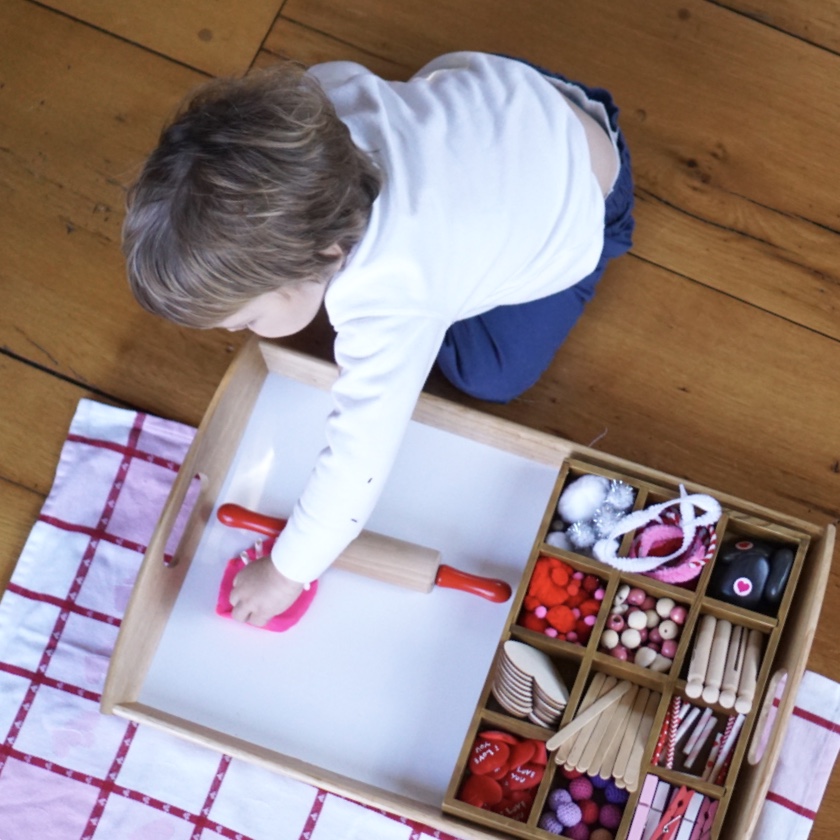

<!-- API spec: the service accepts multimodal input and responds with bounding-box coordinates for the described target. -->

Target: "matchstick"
[683,707,713,756]
[686,615,716,699]
[685,713,717,770]
[701,619,732,704]
[707,714,745,784]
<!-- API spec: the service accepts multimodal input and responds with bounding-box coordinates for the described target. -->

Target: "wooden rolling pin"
[217,503,512,603]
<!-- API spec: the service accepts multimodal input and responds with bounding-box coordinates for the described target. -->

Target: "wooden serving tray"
[102,338,833,840]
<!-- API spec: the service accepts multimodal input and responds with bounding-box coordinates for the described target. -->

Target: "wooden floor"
[2,0,840,832]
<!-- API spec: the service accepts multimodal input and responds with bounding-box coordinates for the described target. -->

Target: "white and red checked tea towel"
[0,398,837,839]
[0,399,458,840]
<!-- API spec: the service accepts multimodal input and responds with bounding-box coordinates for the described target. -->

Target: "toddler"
[123,52,635,626]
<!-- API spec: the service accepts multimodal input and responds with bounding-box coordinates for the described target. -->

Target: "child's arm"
[228,557,304,626]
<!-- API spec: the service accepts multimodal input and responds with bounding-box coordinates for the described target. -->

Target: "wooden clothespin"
[649,786,693,839]
[689,796,718,840]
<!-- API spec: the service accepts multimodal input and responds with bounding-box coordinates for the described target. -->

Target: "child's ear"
[320,243,344,259]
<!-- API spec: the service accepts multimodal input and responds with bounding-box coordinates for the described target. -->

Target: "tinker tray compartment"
[443,458,815,840]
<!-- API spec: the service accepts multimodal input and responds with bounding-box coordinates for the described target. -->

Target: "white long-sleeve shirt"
[270,52,612,583]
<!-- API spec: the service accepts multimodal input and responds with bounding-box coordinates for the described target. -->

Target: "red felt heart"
[469,739,510,775]
[505,762,544,790]
[459,773,504,808]
[490,791,534,821]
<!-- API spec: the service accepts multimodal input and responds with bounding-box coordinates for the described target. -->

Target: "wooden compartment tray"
[102,338,834,840]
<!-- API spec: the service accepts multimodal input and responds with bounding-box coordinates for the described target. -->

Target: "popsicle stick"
[718,625,745,709]
[549,677,628,755]
[553,671,610,765]
[685,615,716,699]
[561,678,624,769]
[701,619,732,704]
[582,683,638,776]
[612,686,651,783]
[623,690,661,792]
[735,629,763,714]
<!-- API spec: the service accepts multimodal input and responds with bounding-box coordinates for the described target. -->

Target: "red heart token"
[508,738,537,769]
[490,791,534,821]
[505,762,544,790]
[469,739,510,775]
[479,730,519,745]
[459,773,504,808]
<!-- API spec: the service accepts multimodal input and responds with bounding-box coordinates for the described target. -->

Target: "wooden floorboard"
[721,0,840,53]
[36,0,282,75]
[3,0,840,834]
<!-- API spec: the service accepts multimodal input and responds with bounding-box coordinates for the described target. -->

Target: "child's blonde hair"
[122,61,381,328]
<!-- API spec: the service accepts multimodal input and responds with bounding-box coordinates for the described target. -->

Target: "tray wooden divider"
[442,459,834,840]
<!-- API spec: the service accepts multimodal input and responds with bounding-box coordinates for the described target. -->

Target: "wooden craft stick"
[701,619,732,704]
[552,671,609,764]
[686,615,716,699]
[548,677,629,753]
[624,690,661,792]
[560,678,623,768]
[735,629,763,714]
[612,686,651,784]
[579,684,639,773]
[584,683,638,776]
[718,625,745,709]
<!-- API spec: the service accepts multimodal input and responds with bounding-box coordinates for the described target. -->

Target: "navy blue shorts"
[435,66,635,403]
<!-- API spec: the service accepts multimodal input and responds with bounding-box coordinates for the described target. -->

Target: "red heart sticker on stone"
[734,577,753,597]
[469,739,510,775]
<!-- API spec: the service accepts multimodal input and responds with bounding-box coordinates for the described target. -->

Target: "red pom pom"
[547,605,576,634]
[519,611,549,633]
[582,574,601,593]
[579,598,602,618]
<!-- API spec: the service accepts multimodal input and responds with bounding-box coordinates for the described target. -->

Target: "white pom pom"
[546,530,572,550]
[605,479,636,512]
[557,474,609,523]
[592,504,626,539]
[566,521,596,550]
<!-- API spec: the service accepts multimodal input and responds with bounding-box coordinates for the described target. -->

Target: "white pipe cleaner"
[592,485,722,573]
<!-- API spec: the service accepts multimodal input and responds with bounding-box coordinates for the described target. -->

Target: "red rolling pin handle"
[217,503,285,536]
[435,564,512,603]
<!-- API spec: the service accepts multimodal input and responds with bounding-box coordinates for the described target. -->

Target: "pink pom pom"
[535,605,548,619]
[565,822,591,840]
[569,776,594,801]
[599,803,623,830]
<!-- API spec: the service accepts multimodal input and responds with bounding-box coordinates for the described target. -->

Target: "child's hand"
[229,557,305,627]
